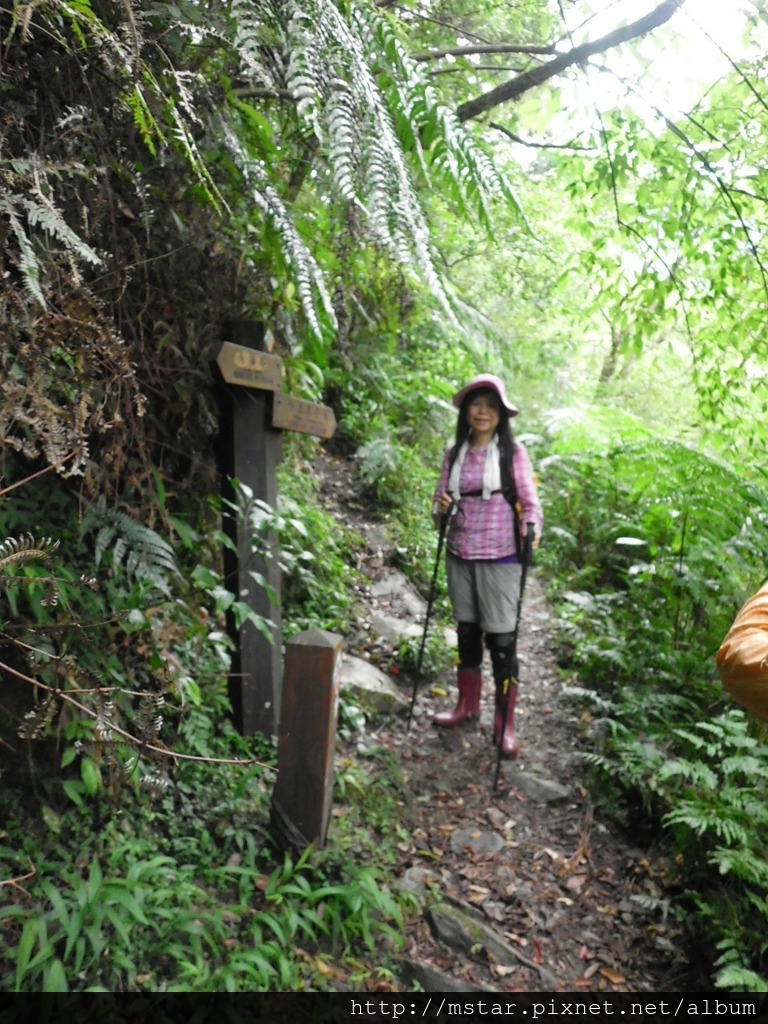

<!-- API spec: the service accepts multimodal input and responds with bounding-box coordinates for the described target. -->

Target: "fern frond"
[17,695,57,741]
[663,801,751,846]
[167,101,225,211]
[94,695,117,744]
[720,754,768,781]
[123,83,162,157]
[90,506,179,596]
[134,693,165,742]
[580,750,614,775]
[355,3,527,229]
[5,210,45,308]
[53,0,101,50]
[19,194,101,266]
[658,757,719,790]
[0,534,61,608]
[219,113,336,337]
[231,0,282,87]
[141,768,172,798]
[671,717,761,761]
[560,683,617,714]
[709,845,768,887]
[629,892,672,917]
[222,0,521,334]
[613,438,768,547]
[283,0,460,323]
[713,963,768,993]
[0,535,60,574]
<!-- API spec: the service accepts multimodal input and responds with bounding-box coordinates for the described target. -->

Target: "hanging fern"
[230,0,523,327]
[123,82,162,158]
[280,0,458,320]
[353,3,526,230]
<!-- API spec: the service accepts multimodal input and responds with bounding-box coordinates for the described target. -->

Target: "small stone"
[450,828,505,856]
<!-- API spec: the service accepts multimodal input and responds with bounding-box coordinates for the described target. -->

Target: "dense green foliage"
[532,413,768,990]
[3,0,768,994]
[1,706,410,990]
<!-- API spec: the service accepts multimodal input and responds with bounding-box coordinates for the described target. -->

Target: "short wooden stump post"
[270,629,344,854]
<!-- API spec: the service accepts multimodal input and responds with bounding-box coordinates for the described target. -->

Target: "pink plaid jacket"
[432,441,543,561]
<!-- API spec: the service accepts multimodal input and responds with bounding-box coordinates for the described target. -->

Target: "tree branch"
[414,42,556,62]
[2,659,276,771]
[490,121,590,151]
[456,0,688,123]
[429,65,527,78]
[386,2,494,46]
[0,858,36,897]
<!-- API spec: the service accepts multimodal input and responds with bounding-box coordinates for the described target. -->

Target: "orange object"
[716,582,768,723]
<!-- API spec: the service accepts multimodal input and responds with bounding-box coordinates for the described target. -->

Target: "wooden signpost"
[215,320,337,738]
[270,629,344,852]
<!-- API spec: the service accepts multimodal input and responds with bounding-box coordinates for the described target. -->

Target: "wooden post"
[216,320,283,737]
[214,320,337,740]
[270,629,344,853]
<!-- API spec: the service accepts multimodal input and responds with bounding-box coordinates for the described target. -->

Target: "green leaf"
[15,919,40,988]
[42,957,68,992]
[80,757,102,796]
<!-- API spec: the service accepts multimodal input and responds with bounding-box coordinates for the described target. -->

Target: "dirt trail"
[315,448,694,993]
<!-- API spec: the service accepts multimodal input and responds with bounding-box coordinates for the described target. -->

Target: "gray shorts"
[446,552,522,633]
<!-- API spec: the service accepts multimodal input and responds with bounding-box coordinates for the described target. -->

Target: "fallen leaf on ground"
[314,958,341,978]
[599,966,626,984]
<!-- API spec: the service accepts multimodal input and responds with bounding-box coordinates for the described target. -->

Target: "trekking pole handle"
[436,493,454,518]
[524,521,536,562]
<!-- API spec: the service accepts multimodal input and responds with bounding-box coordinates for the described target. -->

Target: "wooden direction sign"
[217,341,336,440]
[272,392,336,440]
[216,341,282,391]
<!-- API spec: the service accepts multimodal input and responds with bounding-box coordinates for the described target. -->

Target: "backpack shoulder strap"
[500,445,522,558]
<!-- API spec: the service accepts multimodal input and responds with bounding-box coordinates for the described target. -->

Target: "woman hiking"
[431,374,543,757]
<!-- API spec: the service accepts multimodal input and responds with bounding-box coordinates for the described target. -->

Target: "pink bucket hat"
[452,374,518,416]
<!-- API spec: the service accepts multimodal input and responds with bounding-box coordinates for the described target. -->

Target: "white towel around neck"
[447,436,502,499]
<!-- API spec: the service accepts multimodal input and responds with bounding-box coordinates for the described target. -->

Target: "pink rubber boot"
[433,667,482,727]
[494,681,519,758]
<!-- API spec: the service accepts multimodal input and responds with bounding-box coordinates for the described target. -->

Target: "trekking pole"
[493,522,535,791]
[406,501,452,730]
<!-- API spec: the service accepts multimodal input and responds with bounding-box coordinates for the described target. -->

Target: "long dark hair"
[448,388,517,495]
[447,387,521,551]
